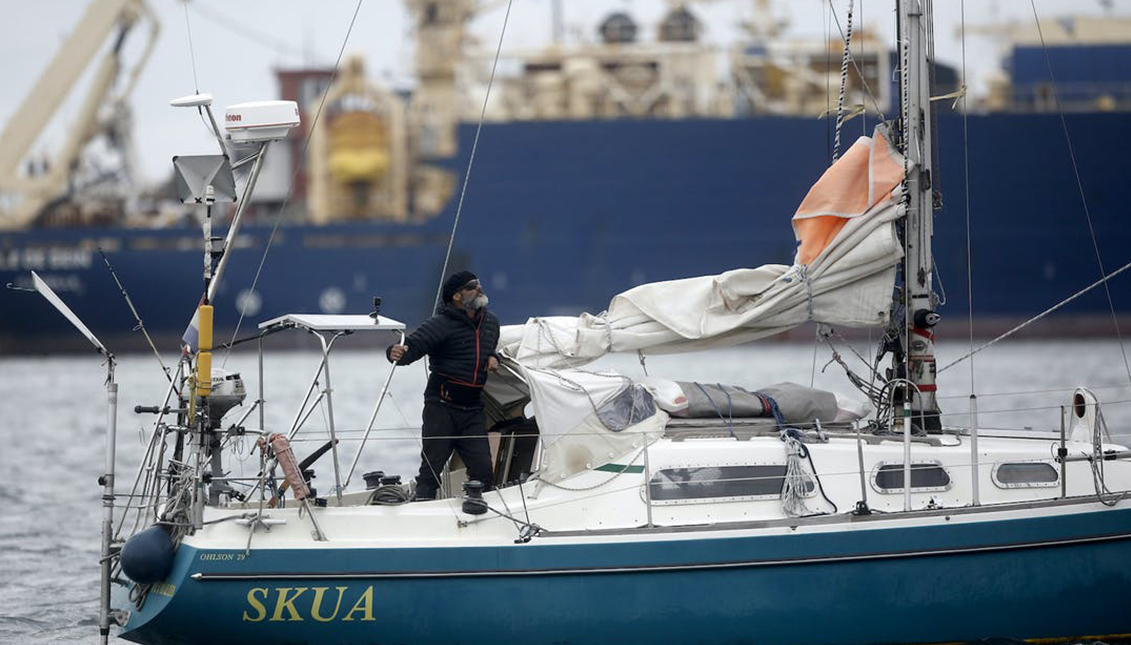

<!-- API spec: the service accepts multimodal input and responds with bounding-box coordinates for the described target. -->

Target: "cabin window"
[597,385,655,432]
[871,462,952,493]
[649,465,813,503]
[992,462,1059,489]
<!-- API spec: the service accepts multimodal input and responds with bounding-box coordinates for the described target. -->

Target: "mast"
[897,0,942,431]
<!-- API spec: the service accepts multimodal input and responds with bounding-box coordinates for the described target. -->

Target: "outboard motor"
[203,369,246,504]
[206,369,246,425]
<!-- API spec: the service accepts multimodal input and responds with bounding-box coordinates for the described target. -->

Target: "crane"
[0,0,159,230]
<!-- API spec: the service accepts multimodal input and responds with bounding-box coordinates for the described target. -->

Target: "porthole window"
[872,462,952,493]
[992,462,1059,489]
[649,465,813,504]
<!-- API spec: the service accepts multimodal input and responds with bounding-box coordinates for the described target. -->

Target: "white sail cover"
[499,125,906,369]
[521,366,667,486]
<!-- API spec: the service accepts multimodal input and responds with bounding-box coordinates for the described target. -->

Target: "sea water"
[2,339,1130,644]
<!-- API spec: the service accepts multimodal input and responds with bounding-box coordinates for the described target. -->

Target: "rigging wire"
[187,2,320,65]
[432,0,516,314]
[860,0,866,139]
[182,3,200,94]
[960,0,975,398]
[940,255,1131,374]
[824,0,887,121]
[221,0,366,362]
[824,0,832,164]
[1027,0,1131,389]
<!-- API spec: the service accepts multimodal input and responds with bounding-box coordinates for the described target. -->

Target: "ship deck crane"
[0,0,159,230]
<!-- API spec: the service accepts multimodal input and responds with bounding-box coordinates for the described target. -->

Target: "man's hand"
[389,344,409,362]
[486,356,499,372]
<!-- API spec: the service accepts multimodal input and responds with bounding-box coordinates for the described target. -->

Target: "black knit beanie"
[441,271,478,304]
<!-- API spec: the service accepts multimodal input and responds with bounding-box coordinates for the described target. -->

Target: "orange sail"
[793,127,905,265]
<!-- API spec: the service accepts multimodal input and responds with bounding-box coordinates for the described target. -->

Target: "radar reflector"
[172,155,237,204]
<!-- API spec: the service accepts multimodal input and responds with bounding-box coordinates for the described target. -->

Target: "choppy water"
[2,339,1130,644]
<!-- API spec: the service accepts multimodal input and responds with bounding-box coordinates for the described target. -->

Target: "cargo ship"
[2,1,1129,352]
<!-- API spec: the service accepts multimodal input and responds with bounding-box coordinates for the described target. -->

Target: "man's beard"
[467,293,489,310]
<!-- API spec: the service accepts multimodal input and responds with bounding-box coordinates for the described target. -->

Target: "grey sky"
[1,0,1125,183]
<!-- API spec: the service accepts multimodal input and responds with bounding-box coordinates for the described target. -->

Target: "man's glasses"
[461,281,481,292]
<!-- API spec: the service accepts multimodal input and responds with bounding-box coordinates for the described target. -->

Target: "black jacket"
[386,304,501,407]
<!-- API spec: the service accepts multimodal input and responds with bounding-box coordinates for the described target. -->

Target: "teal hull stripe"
[187,530,1131,580]
[182,505,1131,576]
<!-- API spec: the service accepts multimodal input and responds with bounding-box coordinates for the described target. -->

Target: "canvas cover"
[521,366,667,486]
[498,125,906,369]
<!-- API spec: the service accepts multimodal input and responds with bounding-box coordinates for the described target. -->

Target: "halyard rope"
[831,0,855,161]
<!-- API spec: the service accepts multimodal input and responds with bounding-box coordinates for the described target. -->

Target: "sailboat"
[26,1,1130,643]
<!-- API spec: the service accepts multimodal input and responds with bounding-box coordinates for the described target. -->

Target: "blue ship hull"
[116,503,1131,645]
[3,113,1129,352]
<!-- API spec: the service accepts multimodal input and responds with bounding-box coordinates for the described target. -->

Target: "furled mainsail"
[499,125,906,369]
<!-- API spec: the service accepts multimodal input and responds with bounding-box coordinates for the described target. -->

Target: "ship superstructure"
[1,1,1129,353]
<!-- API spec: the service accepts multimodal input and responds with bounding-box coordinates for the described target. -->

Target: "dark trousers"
[415,401,494,500]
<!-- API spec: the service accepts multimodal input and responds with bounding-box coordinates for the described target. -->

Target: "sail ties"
[930,84,967,110]
[692,382,737,439]
[797,264,816,322]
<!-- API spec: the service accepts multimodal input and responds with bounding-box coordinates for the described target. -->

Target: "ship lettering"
[243,587,269,622]
[242,585,376,623]
[271,587,308,621]
[226,113,241,122]
[341,586,375,622]
[23,248,46,270]
[46,248,91,269]
[310,586,349,622]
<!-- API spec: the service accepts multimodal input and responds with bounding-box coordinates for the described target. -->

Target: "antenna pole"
[898,0,942,432]
[207,142,269,304]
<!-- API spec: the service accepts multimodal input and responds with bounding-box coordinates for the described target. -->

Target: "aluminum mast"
[897,0,942,431]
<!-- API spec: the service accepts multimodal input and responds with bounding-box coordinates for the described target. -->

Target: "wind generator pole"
[897,0,942,432]
[21,273,119,643]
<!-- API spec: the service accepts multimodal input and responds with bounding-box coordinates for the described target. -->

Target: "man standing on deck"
[386,271,500,501]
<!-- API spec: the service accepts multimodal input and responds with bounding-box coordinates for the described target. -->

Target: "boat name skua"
[242,585,377,623]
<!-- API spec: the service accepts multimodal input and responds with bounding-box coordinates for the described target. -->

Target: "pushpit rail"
[253,313,405,502]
